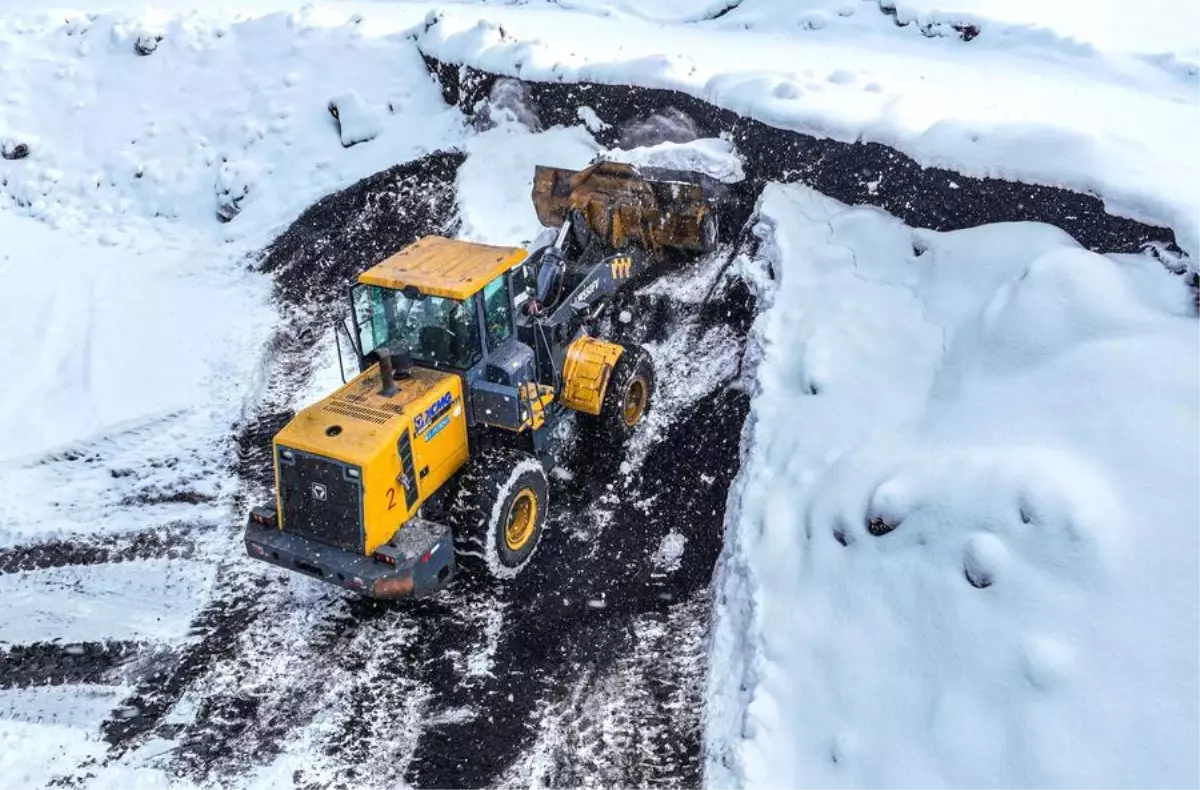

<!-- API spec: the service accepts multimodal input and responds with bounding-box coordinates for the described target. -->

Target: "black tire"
[448,448,549,579]
[586,344,655,444]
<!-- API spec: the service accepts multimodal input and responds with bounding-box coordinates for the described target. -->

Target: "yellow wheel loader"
[244,161,721,598]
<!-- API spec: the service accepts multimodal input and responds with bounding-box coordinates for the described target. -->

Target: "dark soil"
[259,151,465,319]
[0,641,156,690]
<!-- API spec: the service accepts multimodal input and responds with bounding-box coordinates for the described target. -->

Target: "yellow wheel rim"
[622,378,648,428]
[504,489,538,551]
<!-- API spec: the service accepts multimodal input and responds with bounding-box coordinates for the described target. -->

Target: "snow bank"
[887,0,1200,63]
[328,89,383,148]
[706,184,1199,787]
[0,8,459,239]
[0,6,464,491]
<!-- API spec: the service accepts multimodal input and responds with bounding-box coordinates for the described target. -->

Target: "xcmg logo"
[414,392,454,434]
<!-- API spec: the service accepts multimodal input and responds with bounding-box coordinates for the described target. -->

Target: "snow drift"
[706,185,1199,788]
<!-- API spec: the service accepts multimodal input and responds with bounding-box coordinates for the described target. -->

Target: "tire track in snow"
[0,525,200,575]
[0,641,161,690]
[97,583,259,750]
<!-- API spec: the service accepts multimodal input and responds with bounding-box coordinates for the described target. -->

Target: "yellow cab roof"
[357,235,528,300]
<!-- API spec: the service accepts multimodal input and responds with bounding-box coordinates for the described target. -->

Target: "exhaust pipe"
[378,349,398,397]
[376,345,413,397]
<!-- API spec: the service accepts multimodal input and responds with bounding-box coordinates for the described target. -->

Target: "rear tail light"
[247,542,265,557]
[373,552,396,565]
[250,508,277,527]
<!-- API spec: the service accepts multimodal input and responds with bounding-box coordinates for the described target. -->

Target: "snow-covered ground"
[0,10,466,788]
[1,0,1196,788]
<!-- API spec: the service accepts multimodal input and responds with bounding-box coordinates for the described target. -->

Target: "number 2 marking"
[386,488,397,510]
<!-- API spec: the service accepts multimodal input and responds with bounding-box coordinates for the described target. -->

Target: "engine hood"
[273,363,455,466]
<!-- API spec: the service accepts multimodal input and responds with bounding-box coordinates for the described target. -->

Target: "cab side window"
[483,275,512,349]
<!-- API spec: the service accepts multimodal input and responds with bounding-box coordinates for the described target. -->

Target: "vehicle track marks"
[0,640,161,690]
[99,581,260,751]
[0,525,200,575]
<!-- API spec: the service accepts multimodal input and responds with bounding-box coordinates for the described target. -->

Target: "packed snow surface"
[706,184,1199,788]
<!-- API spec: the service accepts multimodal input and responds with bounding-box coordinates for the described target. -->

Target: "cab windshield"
[352,285,483,370]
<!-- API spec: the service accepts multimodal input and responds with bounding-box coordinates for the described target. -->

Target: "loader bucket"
[532,161,721,254]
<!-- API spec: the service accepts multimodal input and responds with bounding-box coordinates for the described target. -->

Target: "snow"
[889,0,1200,62]
[706,184,1199,788]
[604,137,746,184]
[456,123,597,245]
[0,212,266,465]
[0,559,216,644]
[0,718,111,790]
[652,529,687,573]
[328,89,383,148]
[0,6,466,538]
[0,1,1195,788]
[0,10,466,786]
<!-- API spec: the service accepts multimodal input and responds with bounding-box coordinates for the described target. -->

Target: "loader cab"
[348,236,529,373]
[351,284,486,372]
[350,270,520,372]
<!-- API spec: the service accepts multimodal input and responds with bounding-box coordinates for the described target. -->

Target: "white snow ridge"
[706,185,1198,789]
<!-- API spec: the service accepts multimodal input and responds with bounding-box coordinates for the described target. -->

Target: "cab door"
[481,274,515,352]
